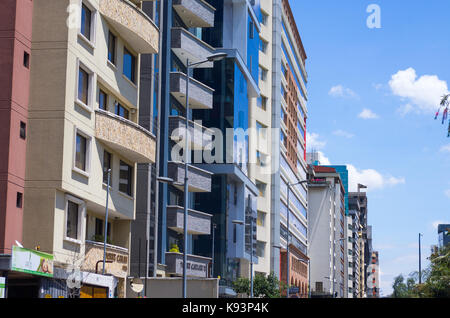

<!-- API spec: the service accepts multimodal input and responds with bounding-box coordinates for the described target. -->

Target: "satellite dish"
[130,278,144,294]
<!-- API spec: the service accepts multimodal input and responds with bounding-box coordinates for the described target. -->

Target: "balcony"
[165,252,211,278]
[170,72,214,109]
[82,240,129,278]
[171,28,215,68]
[99,0,159,54]
[169,116,213,150]
[95,110,156,163]
[173,0,215,28]
[167,161,212,193]
[166,206,212,235]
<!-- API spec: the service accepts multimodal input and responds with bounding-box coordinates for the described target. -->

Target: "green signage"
[0,277,5,298]
[11,246,54,278]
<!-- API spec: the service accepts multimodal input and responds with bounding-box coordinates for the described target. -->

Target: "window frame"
[78,0,97,48]
[98,88,108,111]
[73,127,92,178]
[123,46,137,84]
[103,150,112,185]
[75,58,96,112]
[107,30,117,66]
[64,194,86,244]
[118,160,133,197]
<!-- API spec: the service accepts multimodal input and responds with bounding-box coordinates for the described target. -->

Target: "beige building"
[249,0,273,277]
[23,0,158,297]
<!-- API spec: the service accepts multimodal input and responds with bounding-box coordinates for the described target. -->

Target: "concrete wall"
[126,277,219,298]
[0,0,33,252]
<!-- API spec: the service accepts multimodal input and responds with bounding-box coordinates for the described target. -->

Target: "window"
[99,89,107,110]
[115,102,129,120]
[80,3,92,41]
[74,129,91,175]
[16,192,23,208]
[256,241,265,258]
[256,181,266,197]
[256,151,266,167]
[78,67,89,105]
[257,95,267,111]
[95,218,111,240]
[66,201,79,240]
[249,21,254,39]
[123,47,136,83]
[257,211,265,227]
[23,51,30,68]
[259,40,268,53]
[315,282,323,292]
[20,122,26,139]
[259,66,267,81]
[107,31,116,65]
[261,12,268,26]
[119,160,133,196]
[75,133,87,171]
[103,150,112,184]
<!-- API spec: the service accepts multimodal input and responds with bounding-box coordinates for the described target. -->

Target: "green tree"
[423,245,450,297]
[232,272,287,298]
[391,275,408,298]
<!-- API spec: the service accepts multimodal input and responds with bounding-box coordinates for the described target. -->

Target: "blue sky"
[290,0,450,296]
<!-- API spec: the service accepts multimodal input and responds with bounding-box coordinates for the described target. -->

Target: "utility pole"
[419,233,423,285]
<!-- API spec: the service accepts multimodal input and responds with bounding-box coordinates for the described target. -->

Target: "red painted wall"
[0,0,33,252]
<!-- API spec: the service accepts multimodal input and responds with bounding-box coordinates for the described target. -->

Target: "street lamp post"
[102,169,111,275]
[158,53,227,298]
[419,233,423,285]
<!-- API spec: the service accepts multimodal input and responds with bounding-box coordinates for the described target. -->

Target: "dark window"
[75,133,87,171]
[107,32,116,64]
[249,21,254,39]
[99,89,107,110]
[123,47,136,83]
[95,218,103,236]
[115,103,129,120]
[67,201,79,240]
[81,3,92,40]
[78,67,89,105]
[316,282,323,292]
[16,192,23,208]
[20,122,26,139]
[103,150,112,184]
[23,52,30,68]
[119,160,133,196]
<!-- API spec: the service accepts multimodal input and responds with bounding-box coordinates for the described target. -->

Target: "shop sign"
[0,277,5,298]
[11,246,54,277]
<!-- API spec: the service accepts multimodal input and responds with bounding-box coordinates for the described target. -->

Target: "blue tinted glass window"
[123,47,136,83]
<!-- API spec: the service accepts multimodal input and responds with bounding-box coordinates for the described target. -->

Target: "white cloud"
[389,68,449,114]
[306,132,326,150]
[358,108,379,119]
[440,144,450,153]
[329,85,358,99]
[347,164,405,192]
[445,190,450,198]
[317,151,331,165]
[373,83,383,91]
[332,129,354,138]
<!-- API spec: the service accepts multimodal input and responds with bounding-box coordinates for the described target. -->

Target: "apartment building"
[348,196,362,297]
[367,250,379,298]
[308,166,346,298]
[266,0,309,296]
[19,0,158,298]
[0,0,33,254]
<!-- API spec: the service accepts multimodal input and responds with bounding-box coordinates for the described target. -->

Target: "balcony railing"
[95,109,156,163]
[99,0,159,53]
[171,28,216,68]
[165,252,211,278]
[82,240,129,278]
[172,0,215,28]
[167,161,212,193]
[167,206,212,235]
[170,72,214,109]
[169,116,213,150]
